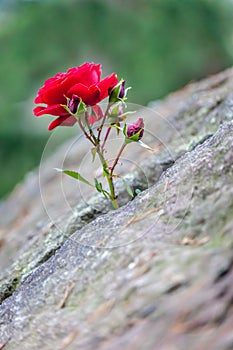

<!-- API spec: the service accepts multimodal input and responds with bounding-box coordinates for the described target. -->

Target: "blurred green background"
[0,0,233,199]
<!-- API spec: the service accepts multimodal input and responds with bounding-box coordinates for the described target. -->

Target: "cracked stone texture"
[0,68,233,349]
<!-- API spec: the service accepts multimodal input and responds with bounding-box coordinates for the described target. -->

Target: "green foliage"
[122,178,134,198]
[55,169,93,187]
[94,178,109,199]
[0,0,233,197]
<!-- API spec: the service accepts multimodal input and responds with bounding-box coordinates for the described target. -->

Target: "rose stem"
[101,126,111,153]
[85,111,98,144]
[110,143,126,178]
[97,103,111,142]
[96,145,118,209]
[81,107,118,209]
[78,119,96,146]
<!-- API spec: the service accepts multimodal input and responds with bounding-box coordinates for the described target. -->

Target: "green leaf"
[118,110,135,120]
[110,104,120,116]
[124,128,143,144]
[77,100,86,114]
[91,148,97,162]
[94,177,102,192]
[122,178,134,198]
[103,167,110,177]
[108,105,120,123]
[116,124,120,136]
[138,140,153,151]
[109,123,122,132]
[101,191,109,199]
[123,122,127,137]
[61,104,76,115]
[94,178,109,199]
[54,168,93,186]
[108,110,135,124]
[123,86,132,100]
[109,80,122,103]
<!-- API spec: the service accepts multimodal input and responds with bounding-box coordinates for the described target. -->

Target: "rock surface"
[0,68,233,349]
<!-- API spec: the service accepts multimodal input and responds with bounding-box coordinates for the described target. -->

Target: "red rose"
[33,62,118,130]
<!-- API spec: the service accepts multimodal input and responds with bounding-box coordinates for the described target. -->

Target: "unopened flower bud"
[118,80,125,99]
[126,118,144,140]
[68,95,80,114]
[109,79,126,103]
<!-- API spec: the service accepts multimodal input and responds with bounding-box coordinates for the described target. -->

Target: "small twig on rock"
[87,298,116,323]
[57,283,75,309]
[59,330,79,350]
[96,236,110,247]
[0,340,9,350]
[175,236,210,247]
[164,180,169,192]
[123,207,160,229]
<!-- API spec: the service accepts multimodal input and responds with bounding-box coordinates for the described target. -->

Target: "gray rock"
[0,68,233,349]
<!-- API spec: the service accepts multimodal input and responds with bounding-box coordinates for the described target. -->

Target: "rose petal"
[33,104,69,117]
[69,62,101,86]
[40,76,76,105]
[33,106,46,116]
[67,83,101,106]
[34,72,68,104]
[67,83,88,99]
[35,71,79,105]
[89,105,104,124]
[34,63,103,105]
[48,115,77,130]
[98,73,118,100]
[87,85,101,105]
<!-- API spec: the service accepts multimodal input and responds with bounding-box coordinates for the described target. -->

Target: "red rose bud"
[109,79,126,103]
[68,95,80,114]
[119,80,125,99]
[126,118,144,140]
